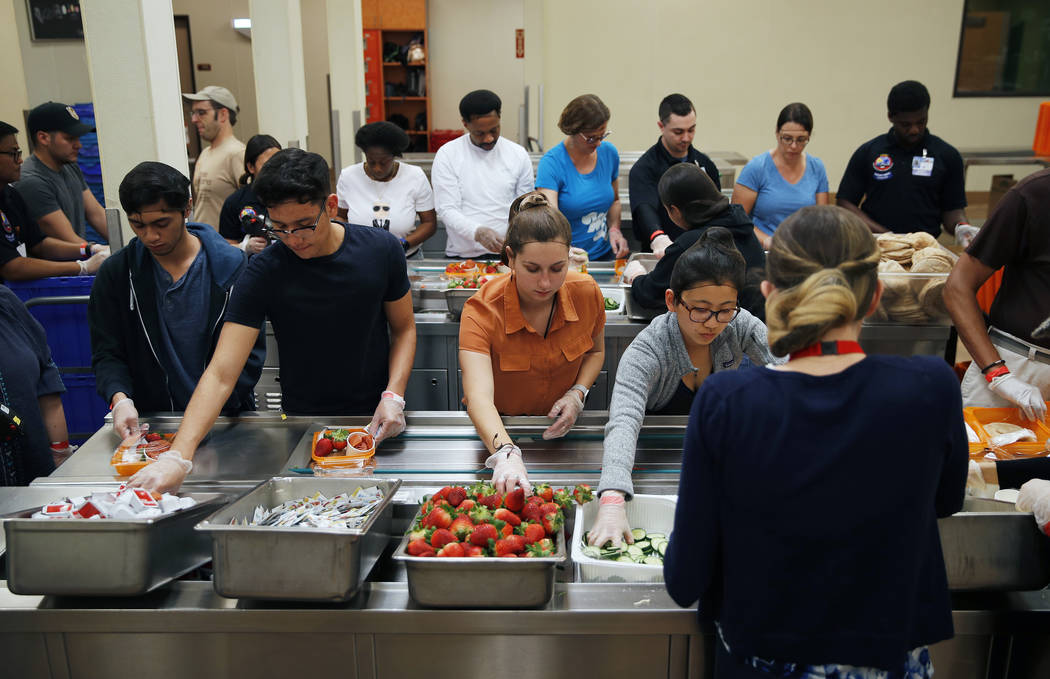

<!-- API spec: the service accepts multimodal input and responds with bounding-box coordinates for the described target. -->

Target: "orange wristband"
[985,365,1010,383]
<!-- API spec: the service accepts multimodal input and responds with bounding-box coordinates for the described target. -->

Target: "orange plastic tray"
[311,428,376,468]
[110,434,175,476]
[963,405,1050,460]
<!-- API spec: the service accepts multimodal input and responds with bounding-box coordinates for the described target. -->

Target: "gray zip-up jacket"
[598,309,782,497]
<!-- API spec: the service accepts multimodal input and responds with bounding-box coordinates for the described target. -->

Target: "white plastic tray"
[572,493,676,583]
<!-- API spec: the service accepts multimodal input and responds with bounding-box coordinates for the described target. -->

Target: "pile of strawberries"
[405,482,593,558]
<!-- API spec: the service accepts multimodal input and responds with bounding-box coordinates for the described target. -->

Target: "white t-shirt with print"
[336,161,435,255]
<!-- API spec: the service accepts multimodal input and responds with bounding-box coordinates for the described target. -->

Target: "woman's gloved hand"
[587,491,634,548]
[622,260,647,284]
[1017,479,1050,534]
[569,247,589,269]
[368,392,406,444]
[988,373,1047,421]
[543,389,584,440]
[486,444,531,495]
[128,450,192,494]
[650,235,673,259]
[111,398,139,440]
[954,224,979,248]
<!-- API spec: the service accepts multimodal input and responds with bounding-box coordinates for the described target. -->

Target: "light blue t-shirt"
[737,151,829,237]
[535,141,619,259]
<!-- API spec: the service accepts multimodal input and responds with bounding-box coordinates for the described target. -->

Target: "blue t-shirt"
[536,141,619,259]
[152,242,211,409]
[737,151,829,237]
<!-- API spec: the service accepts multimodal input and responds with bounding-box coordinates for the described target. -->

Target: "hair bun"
[697,225,735,249]
[518,193,549,211]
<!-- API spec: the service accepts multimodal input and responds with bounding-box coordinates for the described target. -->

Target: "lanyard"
[789,340,865,361]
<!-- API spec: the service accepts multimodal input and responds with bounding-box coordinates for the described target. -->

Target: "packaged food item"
[30,486,196,520]
[312,427,376,469]
[110,425,175,476]
[235,485,385,530]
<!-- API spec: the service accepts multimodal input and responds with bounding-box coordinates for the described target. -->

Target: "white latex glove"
[111,398,139,440]
[543,389,584,440]
[569,247,589,268]
[650,234,672,259]
[608,228,630,259]
[966,460,993,498]
[81,250,109,275]
[622,260,647,284]
[587,498,634,548]
[246,235,268,254]
[955,224,979,248]
[1017,479,1050,534]
[988,373,1047,421]
[89,243,110,256]
[487,445,532,495]
[368,396,406,444]
[474,226,504,253]
[128,450,192,494]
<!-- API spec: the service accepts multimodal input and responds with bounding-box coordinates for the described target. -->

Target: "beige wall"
[1,0,30,136]
[538,0,1043,191]
[13,0,91,108]
[172,0,259,144]
[301,0,331,164]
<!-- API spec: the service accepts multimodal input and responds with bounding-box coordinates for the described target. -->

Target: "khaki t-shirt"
[192,136,245,229]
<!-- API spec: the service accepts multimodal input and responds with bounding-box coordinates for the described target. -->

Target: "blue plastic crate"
[59,372,107,444]
[5,276,95,368]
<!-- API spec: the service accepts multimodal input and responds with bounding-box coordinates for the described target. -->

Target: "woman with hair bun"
[459,193,606,494]
[664,205,967,679]
[590,226,780,548]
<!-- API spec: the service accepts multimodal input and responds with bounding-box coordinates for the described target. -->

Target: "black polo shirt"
[837,128,966,236]
[0,184,45,269]
[628,139,721,246]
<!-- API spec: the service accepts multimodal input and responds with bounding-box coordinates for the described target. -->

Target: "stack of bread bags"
[872,232,957,323]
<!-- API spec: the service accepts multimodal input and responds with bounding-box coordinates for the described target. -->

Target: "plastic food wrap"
[110,425,175,476]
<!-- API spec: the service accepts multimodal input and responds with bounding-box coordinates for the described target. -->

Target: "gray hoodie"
[598,309,782,497]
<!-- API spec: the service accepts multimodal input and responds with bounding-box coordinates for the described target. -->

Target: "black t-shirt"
[219,184,269,242]
[966,168,1050,348]
[628,140,722,245]
[0,184,46,269]
[837,128,966,236]
[224,222,411,414]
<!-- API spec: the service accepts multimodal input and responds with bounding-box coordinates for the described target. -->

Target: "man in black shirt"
[836,81,974,244]
[129,149,417,492]
[628,94,721,254]
[0,121,108,281]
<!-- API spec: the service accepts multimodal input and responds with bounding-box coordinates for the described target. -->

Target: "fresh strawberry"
[468,505,493,524]
[500,522,514,537]
[527,495,544,505]
[314,438,334,457]
[572,484,594,505]
[457,499,476,512]
[144,432,163,442]
[494,538,516,557]
[537,537,554,552]
[430,528,456,549]
[534,483,554,502]
[541,509,563,536]
[465,545,484,557]
[449,515,474,540]
[503,487,525,513]
[522,522,546,545]
[332,439,348,451]
[539,502,559,517]
[499,553,518,558]
[446,486,467,507]
[503,534,526,553]
[525,541,554,557]
[436,542,465,557]
[478,490,503,510]
[423,506,453,530]
[420,500,433,516]
[521,502,544,522]
[552,487,573,510]
[408,527,430,541]
[431,486,452,504]
[406,538,435,556]
[493,508,521,526]
[469,523,499,546]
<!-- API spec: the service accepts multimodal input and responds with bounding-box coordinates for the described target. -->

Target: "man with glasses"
[837,80,973,244]
[127,149,416,493]
[0,121,109,282]
[14,102,109,245]
[628,94,722,254]
[431,89,534,257]
[88,162,265,441]
[182,86,245,230]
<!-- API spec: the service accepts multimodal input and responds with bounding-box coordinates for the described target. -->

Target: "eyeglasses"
[0,149,22,161]
[678,301,740,324]
[579,130,611,144]
[779,135,810,147]
[265,204,325,239]
[189,106,214,119]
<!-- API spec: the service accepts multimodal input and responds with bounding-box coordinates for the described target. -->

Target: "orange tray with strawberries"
[311,427,376,468]
[110,433,175,476]
[964,404,1050,460]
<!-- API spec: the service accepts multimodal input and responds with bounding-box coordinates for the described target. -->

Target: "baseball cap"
[27,102,95,139]
[182,86,239,112]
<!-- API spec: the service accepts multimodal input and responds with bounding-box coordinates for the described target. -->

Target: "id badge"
[912,156,934,177]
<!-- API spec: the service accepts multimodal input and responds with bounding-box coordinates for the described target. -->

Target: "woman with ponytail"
[664,205,968,679]
[459,192,606,495]
[591,226,780,548]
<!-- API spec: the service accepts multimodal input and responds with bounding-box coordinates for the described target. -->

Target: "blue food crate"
[59,372,107,444]
[5,276,95,368]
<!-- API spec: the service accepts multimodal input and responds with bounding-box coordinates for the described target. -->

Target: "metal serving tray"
[391,509,566,609]
[444,287,476,320]
[3,492,227,596]
[939,496,1050,591]
[196,477,400,601]
[620,253,660,322]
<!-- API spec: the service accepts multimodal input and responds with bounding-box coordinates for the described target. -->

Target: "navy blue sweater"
[664,355,968,672]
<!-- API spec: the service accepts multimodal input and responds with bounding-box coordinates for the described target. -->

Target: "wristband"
[49,440,70,451]
[985,365,1010,383]
[110,396,132,411]
[981,359,1006,374]
[80,242,88,257]
[399,237,409,250]
[649,230,665,243]
[599,492,625,506]
[380,390,406,407]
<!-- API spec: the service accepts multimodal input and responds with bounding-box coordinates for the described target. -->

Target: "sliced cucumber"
[656,542,667,555]
[633,539,650,550]
[581,545,602,559]
[631,528,647,540]
[643,556,663,566]
[627,545,644,558]
[647,533,666,540]
[616,555,633,563]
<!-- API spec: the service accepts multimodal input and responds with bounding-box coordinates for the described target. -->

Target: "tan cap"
[182,85,239,112]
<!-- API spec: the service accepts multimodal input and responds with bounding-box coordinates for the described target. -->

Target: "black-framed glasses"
[265,204,325,239]
[0,149,22,161]
[679,301,739,324]
[579,130,611,144]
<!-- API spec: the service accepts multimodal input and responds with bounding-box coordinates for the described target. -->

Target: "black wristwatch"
[399,237,409,250]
